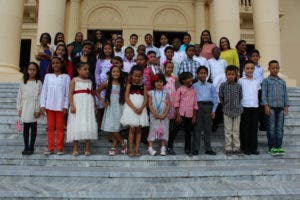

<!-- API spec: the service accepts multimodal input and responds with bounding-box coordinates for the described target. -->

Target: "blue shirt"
[178,58,200,79]
[179,43,192,52]
[192,80,219,112]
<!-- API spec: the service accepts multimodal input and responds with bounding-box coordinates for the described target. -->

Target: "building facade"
[0,0,299,85]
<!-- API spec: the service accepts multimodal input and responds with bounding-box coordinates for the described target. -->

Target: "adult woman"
[199,30,217,59]
[69,32,84,59]
[219,37,240,68]
[236,40,249,75]
[51,32,65,51]
[93,30,107,57]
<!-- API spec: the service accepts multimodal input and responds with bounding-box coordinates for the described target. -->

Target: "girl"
[54,44,73,79]
[41,57,70,155]
[51,32,65,51]
[17,62,42,155]
[93,30,106,56]
[199,30,217,59]
[164,61,179,155]
[120,65,149,156]
[35,32,53,80]
[67,62,98,156]
[174,72,198,155]
[148,74,170,156]
[97,65,127,156]
[144,51,162,91]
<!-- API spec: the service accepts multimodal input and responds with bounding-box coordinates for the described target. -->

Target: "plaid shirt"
[261,76,289,108]
[219,81,243,117]
[178,58,200,79]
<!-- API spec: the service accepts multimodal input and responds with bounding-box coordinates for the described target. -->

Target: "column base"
[0,64,22,82]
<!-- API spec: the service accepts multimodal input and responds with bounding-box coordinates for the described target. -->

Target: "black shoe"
[192,151,199,155]
[259,126,267,131]
[22,150,30,155]
[251,151,260,155]
[225,150,233,156]
[185,149,191,155]
[212,125,218,132]
[167,148,176,155]
[244,151,251,155]
[205,150,216,155]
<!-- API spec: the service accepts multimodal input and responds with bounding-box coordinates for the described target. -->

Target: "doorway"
[87,30,123,43]
[153,31,187,47]
[19,39,31,73]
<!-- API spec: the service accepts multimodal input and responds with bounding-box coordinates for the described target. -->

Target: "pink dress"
[200,43,217,59]
[164,76,176,119]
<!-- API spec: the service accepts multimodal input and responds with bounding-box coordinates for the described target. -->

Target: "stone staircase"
[0,83,299,199]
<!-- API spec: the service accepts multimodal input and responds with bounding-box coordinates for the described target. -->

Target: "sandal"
[85,151,91,156]
[108,148,117,156]
[72,151,79,156]
[120,140,128,154]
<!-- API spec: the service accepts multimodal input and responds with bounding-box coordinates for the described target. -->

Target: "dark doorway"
[153,31,187,47]
[87,30,123,44]
[19,39,31,73]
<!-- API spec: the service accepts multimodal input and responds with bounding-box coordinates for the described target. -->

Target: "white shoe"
[160,146,167,156]
[148,147,157,156]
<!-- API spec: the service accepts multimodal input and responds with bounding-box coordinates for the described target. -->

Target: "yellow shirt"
[220,49,240,68]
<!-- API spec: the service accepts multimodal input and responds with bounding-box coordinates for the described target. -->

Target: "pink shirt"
[200,43,217,59]
[174,85,198,118]
[143,67,152,91]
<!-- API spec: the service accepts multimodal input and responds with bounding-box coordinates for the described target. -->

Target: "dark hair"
[115,36,124,42]
[92,30,106,44]
[130,33,138,39]
[219,37,231,51]
[200,30,213,48]
[54,32,64,45]
[185,44,195,52]
[179,72,193,85]
[151,73,167,88]
[196,66,208,74]
[125,46,134,53]
[39,32,51,44]
[225,65,238,74]
[54,44,68,61]
[144,33,152,39]
[129,65,143,75]
[105,66,126,104]
[111,56,124,68]
[183,32,191,39]
[164,46,174,53]
[99,43,114,59]
[268,60,279,66]
[244,60,255,66]
[76,61,89,70]
[235,40,246,49]
[163,60,174,68]
[250,49,260,57]
[137,44,146,49]
[82,40,94,48]
[23,62,41,84]
[147,50,156,56]
[212,46,221,54]
[160,34,168,39]
[136,54,148,61]
[48,56,67,74]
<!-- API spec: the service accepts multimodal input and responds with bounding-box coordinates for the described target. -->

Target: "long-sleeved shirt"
[178,58,200,79]
[208,58,227,81]
[174,85,198,118]
[40,74,70,111]
[192,81,219,112]
[123,58,136,73]
[193,55,210,79]
[220,49,240,68]
[95,58,111,99]
[261,76,289,108]
[146,45,160,57]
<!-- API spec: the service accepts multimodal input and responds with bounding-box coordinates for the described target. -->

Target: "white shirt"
[159,44,170,65]
[213,73,227,95]
[127,45,138,59]
[208,58,227,81]
[123,59,136,73]
[238,77,261,108]
[40,74,70,111]
[243,64,264,84]
[114,47,124,59]
[193,55,210,80]
[172,51,186,77]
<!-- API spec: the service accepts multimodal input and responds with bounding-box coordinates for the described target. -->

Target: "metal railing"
[240,0,252,7]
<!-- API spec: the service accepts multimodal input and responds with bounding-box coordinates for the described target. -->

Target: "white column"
[66,0,81,43]
[195,0,206,43]
[212,0,240,46]
[37,0,66,42]
[0,0,24,82]
[253,0,281,68]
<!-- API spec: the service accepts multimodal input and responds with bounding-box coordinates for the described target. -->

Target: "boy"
[114,37,124,59]
[192,66,218,155]
[137,44,146,56]
[178,45,200,80]
[261,60,289,156]
[238,60,261,155]
[208,47,227,82]
[159,34,170,65]
[219,66,243,155]
[193,44,210,78]
[180,32,192,52]
[145,33,160,58]
[123,46,136,73]
[128,33,138,58]
[172,37,186,77]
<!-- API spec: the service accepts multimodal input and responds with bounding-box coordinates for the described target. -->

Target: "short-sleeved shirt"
[174,85,198,118]
[238,77,261,108]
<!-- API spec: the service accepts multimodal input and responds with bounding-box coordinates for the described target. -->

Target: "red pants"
[46,110,64,151]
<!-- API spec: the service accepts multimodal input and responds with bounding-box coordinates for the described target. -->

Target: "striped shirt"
[178,58,201,79]
[219,81,243,117]
[261,76,289,108]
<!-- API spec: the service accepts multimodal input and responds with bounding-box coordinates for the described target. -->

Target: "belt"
[198,101,212,105]
[73,89,92,95]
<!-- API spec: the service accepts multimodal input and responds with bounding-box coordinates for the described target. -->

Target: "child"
[41,57,70,155]
[137,44,146,56]
[179,32,192,52]
[238,60,261,155]
[35,32,53,80]
[208,47,227,82]
[123,46,136,73]
[120,65,149,156]
[97,65,127,156]
[114,37,124,59]
[178,45,200,80]
[192,66,218,155]
[193,44,210,78]
[144,51,163,90]
[145,33,160,58]
[17,62,42,155]
[67,62,98,156]
[54,44,73,79]
[172,38,186,77]
[174,72,198,155]
[219,66,243,155]
[164,61,179,155]
[159,34,170,65]
[128,33,138,58]
[261,60,289,156]
[148,74,170,156]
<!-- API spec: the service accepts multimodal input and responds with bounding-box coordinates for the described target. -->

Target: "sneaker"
[57,151,64,155]
[167,148,176,155]
[233,150,243,156]
[205,150,217,155]
[277,148,285,155]
[270,148,279,156]
[108,148,117,156]
[148,147,157,156]
[160,146,167,156]
[44,150,54,155]
[225,150,232,156]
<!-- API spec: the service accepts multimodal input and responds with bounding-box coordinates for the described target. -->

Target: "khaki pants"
[224,114,241,151]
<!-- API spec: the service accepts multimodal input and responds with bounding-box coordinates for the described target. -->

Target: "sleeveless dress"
[40,49,52,80]
[120,84,149,127]
[66,78,98,142]
[148,89,170,142]
[164,76,177,119]
[101,84,124,132]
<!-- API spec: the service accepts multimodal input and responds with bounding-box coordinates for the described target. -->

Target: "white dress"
[66,78,98,142]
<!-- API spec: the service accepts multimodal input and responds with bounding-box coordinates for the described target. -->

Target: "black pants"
[212,103,223,131]
[168,119,180,149]
[240,108,259,153]
[23,122,37,151]
[258,90,268,130]
[182,117,193,152]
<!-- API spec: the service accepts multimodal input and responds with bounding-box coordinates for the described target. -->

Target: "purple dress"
[95,59,111,108]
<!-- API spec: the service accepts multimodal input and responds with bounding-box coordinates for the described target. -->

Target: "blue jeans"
[267,107,284,149]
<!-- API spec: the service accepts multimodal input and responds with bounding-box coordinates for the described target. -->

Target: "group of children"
[16,31,289,157]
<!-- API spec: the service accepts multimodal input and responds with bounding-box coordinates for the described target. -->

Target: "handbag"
[16,119,22,133]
